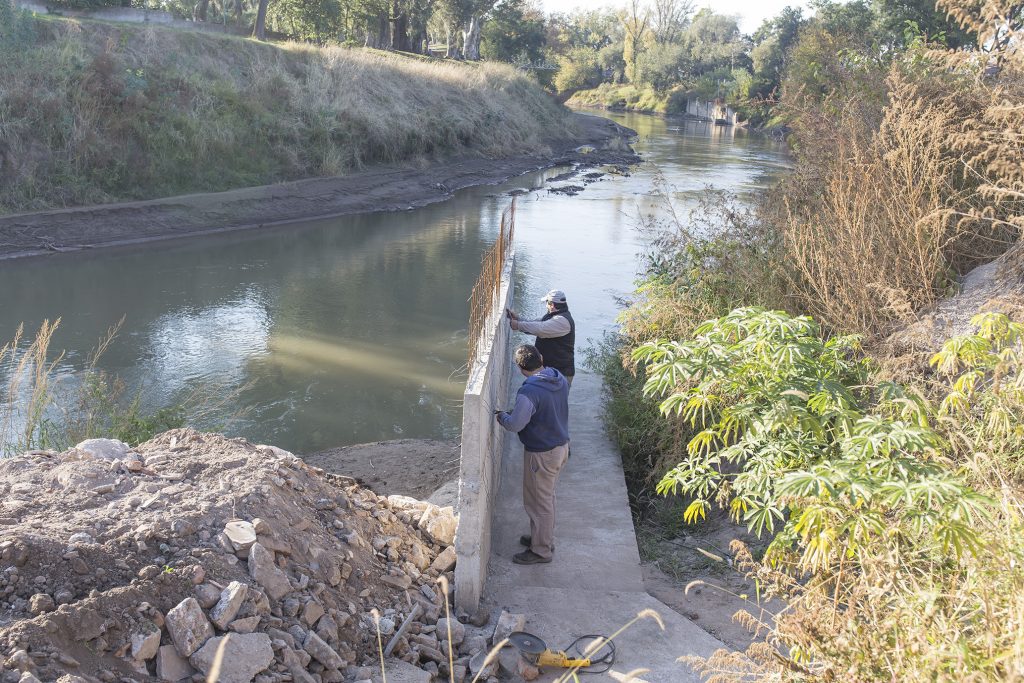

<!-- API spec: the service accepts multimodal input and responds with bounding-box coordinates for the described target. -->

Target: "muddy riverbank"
[0,113,638,260]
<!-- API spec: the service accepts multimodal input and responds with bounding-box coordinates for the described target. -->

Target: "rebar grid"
[467,200,516,369]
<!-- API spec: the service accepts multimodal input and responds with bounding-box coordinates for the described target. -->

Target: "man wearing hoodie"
[496,344,570,565]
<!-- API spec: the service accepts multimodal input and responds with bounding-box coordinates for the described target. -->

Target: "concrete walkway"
[482,370,726,682]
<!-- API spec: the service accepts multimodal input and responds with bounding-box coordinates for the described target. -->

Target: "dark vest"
[535,309,575,376]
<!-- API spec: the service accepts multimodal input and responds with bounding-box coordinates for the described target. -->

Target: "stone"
[157,645,194,683]
[383,659,431,683]
[460,635,488,656]
[451,663,467,683]
[131,624,162,661]
[436,618,465,646]
[229,616,261,634]
[302,631,343,670]
[407,543,430,572]
[194,583,221,609]
[75,438,131,461]
[301,600,325,627]
[418,506,458,546]
[210,581,249,630]
[516,656,540,681]
[67,532,94,546]
[247,543,291,601]
[165,597,215,657]
[189,634,274,683]
[380,574,412,591]
[376,616,396,636]
[18,673,41,683]
[491,612,525,647]
[430,547,456,574]
[28,593,54,615]
[251,518,271,535]
[224,521,257,550]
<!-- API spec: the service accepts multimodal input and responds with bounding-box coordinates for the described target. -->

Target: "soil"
[0,429,501,683]
[635,503,777,654]
[304,440,459,503]
[0,114,640,261]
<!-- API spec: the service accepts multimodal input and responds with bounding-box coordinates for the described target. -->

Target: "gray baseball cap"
[541,289,567,303]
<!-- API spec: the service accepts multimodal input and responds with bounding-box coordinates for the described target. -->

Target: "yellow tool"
[508,631,593,669]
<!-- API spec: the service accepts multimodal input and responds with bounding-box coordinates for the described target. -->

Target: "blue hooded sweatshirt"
[497,367,570,452]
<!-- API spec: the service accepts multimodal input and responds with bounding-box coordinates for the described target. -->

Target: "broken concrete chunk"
[229,616,261,634]
[491,611,526,647]
[303,631,343,670]
[383,658,432,682]
[210,581,249,630]
[130,624,161,661]
[418,505,458,545]
[380,573,412,590]
[224,520,257,549]
[189,633,274,683]
[75,438,131,461]
[430,546,456,573]
[165,597,214,657]
[247,542,291,601]
[301,600,325,627]
[194,583,221,609]
[436,617,465,646]
[157,644,194,682]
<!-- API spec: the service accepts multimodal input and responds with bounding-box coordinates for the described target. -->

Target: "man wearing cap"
[507,289,576,388]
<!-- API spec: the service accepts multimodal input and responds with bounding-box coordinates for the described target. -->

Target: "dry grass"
[0,16,572,213]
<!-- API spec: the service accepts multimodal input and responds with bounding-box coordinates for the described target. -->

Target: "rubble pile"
[0,429,509,683]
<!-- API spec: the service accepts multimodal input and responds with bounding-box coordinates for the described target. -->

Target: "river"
[0,112,789,454]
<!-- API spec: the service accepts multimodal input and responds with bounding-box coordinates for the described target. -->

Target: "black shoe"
[520,535,555,550]
[513,550,551,565]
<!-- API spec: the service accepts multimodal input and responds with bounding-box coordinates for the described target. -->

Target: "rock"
[5,651,31,673]
[157,645,194,682]
[18,673,41,683]
[194,583,221,609]
[430,547,456,574]
[436,618,465,646]
[376,616,396,636]
[189,634,274,683]
[229,616,261,634]
[210,581,249,630]
[517,656,540,681]
[251,518,271,534]
[407,543,430,572]
[380,574,412,591]
[67,532,94,546]
[461,635,488,656]
[131,624,162,661]
[224,521,257,550]
[451,663,467,683]
[301,600,325,627]
[75,438,131,461]
[383,659,432,683]
[303,631,343,670]
[418,506,458,546]
[491,611,525,647]
[469,649,499,679]
[165,597,215,657]
[247,543,291,601]
[28,593,54,615]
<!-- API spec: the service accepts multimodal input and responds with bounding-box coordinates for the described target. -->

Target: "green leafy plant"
[634,307,989,571]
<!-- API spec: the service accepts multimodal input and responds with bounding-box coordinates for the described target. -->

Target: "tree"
[874,0,975,47]
[254,0,269,39]
[683,9,746,76]
[620,0,651,82]
[749,6,806,98]
[436,0,500,59]
[481,0,546,63]
[652,0,693,44]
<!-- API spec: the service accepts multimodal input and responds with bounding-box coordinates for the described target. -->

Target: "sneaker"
[519,535,555,550]
[512,550,551,565]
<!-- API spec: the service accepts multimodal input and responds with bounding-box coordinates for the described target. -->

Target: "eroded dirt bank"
[0,114,638,260]
[0,430,509,683]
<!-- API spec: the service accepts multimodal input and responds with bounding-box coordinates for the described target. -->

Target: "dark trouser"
[522,443,570,559]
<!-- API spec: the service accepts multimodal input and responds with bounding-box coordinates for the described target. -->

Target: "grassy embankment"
[566,83,687,116]
[0,10,572,214]
[594,0,1024,678]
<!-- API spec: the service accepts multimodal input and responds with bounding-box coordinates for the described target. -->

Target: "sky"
[538,0,814,33]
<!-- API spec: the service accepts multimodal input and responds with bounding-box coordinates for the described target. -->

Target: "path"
[482,370,727,682]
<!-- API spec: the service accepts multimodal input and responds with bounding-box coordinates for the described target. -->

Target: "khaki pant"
[522,443,569,559]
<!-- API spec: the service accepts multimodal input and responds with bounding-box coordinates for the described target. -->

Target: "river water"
[0,112,788,454]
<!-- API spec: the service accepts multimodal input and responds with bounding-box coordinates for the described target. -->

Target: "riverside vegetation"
[0,5,571,214]
[593,0,1024,679]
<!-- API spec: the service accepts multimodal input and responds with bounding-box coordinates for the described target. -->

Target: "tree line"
[46,0,1014,123]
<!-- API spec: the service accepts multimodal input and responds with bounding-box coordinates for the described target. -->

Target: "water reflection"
[0,111,788,453]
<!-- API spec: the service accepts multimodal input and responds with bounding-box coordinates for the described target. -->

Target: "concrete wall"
[454,252,515,614]
[686,98,738,125]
